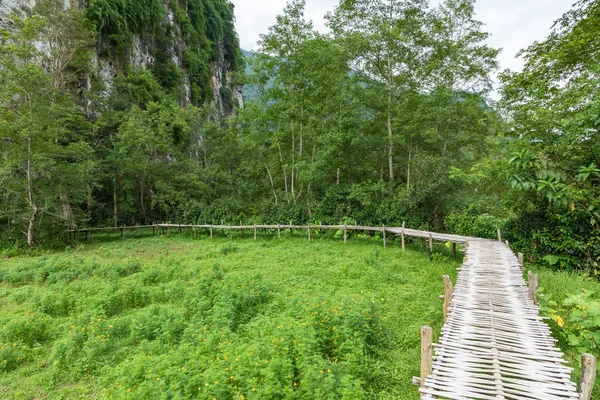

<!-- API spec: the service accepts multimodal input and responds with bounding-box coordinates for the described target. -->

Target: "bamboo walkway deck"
[414,237,579,400]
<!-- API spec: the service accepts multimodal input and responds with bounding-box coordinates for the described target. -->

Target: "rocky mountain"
[0,0,243,117]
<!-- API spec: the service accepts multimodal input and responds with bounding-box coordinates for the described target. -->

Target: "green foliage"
[0,236,458,398]
[445,207,505,239]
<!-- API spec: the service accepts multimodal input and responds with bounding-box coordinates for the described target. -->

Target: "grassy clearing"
[529,266,600,397]
[0,230,458,399]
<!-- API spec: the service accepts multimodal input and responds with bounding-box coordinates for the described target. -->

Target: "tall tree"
[0,14,94,246]
[328,0,429,186]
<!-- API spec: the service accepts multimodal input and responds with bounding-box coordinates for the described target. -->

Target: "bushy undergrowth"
[0,235,455,399]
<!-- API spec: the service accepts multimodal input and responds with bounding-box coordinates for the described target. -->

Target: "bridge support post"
[528,271,538,305]
[420,326,433,389]
[443,275,453,323]
[401,230,405,252]
[429,234,433,262]
[518,252,524,268]
[579,353,597,400]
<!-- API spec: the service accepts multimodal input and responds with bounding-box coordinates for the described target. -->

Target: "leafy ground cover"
[0,230,458,399]
[534,268,600,398]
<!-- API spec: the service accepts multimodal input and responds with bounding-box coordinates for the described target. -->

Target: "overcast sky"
[230,0,574,76]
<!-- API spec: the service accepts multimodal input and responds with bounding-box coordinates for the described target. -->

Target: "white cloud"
[231,0,572,73]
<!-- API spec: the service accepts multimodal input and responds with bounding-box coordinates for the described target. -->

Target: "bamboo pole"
[443,275,453,323]
[429,234,433,262]
[421,326,433,388]
[528,271,538,305]
[579,354,597,400]
[401,230,406,252]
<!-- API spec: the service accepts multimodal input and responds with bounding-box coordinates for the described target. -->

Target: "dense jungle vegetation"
[1,0,600,274]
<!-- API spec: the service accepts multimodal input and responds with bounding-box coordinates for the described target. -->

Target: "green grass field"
[1,230,597,399]
[0,231,458,399]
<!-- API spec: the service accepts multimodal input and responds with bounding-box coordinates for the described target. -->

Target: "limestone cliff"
[0,0,244,117]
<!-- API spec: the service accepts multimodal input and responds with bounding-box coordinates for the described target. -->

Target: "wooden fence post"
[193,226,197,240]
[308,223,311,242]
[429,234,433,262]
[383,225,386,248]
[497,228,502,242]
[528,271,538,305]
[178,224,182,234]
[209,225,213,239]
[579,354,597,400]
[518,252,524,268]
[354,222,358,240]
[443,275,453,323]
[290,220,293,236]
[343,222,347,244]
[420,326,433,388]
[229,226,232,240]
[401,230,406,252]
[254,224,257,241]
[505,240,510,248]
[319,221,322,238]
[152,224,155,235]
[120,225,124,239]
[452,242,457,260]
[277,224,281,239]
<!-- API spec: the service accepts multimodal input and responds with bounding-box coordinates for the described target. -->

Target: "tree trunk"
[291,119,296,203]
[27,209,37,247]
[433,205,442,230]
[407,147,412,191]
[278,145,289,198]
[86,183,93,219]
[60,192,75,230]
[140,178,147,223]
[26,135,37,247]
[387,54,394,185]
[265,164,278,205]
[113,178,118,227]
